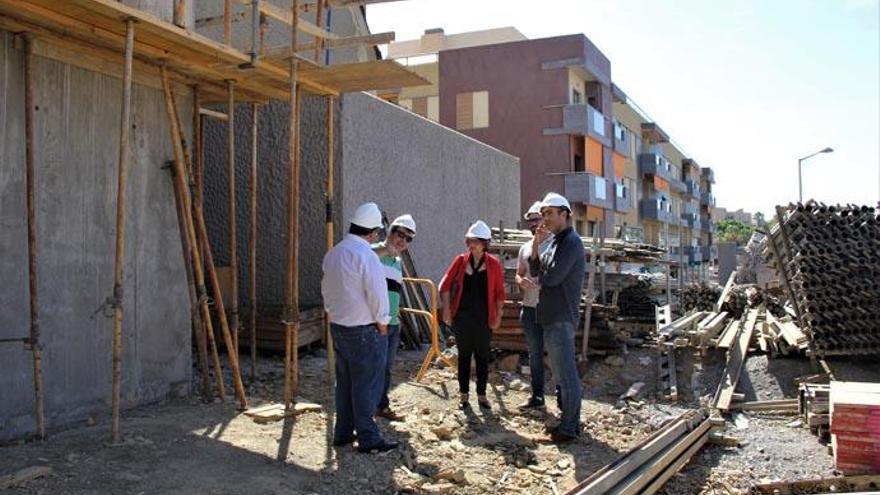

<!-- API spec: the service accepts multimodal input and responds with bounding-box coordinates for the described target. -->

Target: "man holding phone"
[529,192,585,443]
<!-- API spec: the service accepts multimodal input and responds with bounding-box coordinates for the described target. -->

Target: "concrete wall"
[341,92,520,284]
[202,91,520,309]
[0,32,191,441]
[203,95,341,310]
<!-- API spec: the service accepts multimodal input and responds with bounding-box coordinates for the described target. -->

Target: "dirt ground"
[1,347,873,495]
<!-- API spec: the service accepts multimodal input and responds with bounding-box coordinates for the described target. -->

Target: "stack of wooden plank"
[761,312,809,356]
[830,381,880,474]
[241,306,324,352]
[798,382,830,439]
[492,300,619,352]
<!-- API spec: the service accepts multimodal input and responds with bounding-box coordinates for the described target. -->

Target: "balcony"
[613,181,631,213]
[685,179,701,199]
[544,104,610,145]
[700,191,715,207]
[563,172,614,210]
[612,121,630,156]
[701,220,715,233]
[701,167,715,183]
[681,212,702,230]
[639,197,675,224]
[638,152,675,182]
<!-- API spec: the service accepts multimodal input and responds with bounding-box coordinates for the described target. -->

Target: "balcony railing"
[614,181,631,213]
[545,104,610,145]
[701,167,715,183]
[563,172,614,210]
[638,152,674,182]
[681,212,702,230]
[613,121,629,156]
[639,197,675,224]
[685,179,701,198]
[700,191,715,207]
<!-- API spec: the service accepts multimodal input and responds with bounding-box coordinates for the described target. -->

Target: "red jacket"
[439,252,506,325]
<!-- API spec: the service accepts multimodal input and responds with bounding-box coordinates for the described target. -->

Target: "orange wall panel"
[586,206,604,222]
[654,176,669,191]
[613,152,625,179]
[586,137,603,175]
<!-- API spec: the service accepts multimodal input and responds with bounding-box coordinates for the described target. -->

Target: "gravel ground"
[0,345,874,494]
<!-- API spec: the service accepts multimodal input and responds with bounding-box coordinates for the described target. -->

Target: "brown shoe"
[376,408,406,422]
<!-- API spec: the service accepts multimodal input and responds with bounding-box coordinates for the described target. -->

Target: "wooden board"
[0,0,429,100]
[715,309,757,411]
[244,401,323,423]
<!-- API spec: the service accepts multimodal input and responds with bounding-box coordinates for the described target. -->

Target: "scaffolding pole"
[284,0,302,406]
[109,19,136,444]
[23,35,46,440]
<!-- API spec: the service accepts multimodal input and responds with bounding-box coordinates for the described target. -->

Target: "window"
[572,89,582,104]
[594,176,607,200]
[591,107,605,137]
[427,96,439,122]
[456,91,489,130]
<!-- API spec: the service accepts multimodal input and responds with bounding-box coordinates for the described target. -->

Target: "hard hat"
[524,201,543,219]
[465,220,492,240]
[350,202,383,229]
[540,192,571,212]
[390,214,416,235]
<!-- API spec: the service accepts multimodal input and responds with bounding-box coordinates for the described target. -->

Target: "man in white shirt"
[321,202,397,453]
[516,201,553,411]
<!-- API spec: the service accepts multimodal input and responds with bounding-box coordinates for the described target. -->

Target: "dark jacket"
[529,226,585,327]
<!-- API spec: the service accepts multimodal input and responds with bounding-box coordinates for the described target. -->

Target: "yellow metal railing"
[400,277,454,381]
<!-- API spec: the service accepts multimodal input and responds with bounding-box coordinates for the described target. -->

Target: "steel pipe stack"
[763,202,880,356]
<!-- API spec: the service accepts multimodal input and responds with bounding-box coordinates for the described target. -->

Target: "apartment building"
[386,28,717,263]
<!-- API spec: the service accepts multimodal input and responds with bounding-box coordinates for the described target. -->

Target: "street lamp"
[798,147,834,202]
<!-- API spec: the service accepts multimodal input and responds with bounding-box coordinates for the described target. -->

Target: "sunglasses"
[392,229,414,243]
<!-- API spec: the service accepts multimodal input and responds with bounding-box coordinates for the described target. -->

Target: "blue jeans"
[331,323,387,448]
[520,307,545,400]
[378,324,401,411]
[544,320,582,437]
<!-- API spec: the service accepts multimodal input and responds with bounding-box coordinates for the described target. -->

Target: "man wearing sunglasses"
[372,214,416,422]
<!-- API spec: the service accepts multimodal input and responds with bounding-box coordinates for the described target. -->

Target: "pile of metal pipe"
[763,202,880,356]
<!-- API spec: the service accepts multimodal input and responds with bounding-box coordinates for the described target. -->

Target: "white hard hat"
[524,201,543,219]
[541,192,571,212]
[465,220,492,240]
[390,214,416,235]
[350,202,383,229]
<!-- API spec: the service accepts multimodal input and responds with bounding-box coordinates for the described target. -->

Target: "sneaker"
[357,440,399,454]
[518,397,546,411]
[375,408,406,422]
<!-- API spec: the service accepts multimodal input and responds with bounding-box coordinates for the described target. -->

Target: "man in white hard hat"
[321,202,398,453]
[516,201,553,411]
[529,192,585,443]
[372,214,416,422]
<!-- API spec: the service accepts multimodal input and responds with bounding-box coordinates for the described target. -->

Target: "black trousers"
[454,314,491,395]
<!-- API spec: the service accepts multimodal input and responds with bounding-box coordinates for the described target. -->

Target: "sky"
[366,0,880,217]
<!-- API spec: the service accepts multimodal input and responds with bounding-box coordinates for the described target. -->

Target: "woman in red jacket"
[439,220,506,410]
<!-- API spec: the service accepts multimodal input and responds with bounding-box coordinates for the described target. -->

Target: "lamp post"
[798,147,834,202]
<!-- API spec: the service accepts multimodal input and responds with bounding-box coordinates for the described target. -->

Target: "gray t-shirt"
[517,238,551,308]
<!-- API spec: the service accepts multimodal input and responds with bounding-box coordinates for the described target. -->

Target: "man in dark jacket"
[529,192,585,443]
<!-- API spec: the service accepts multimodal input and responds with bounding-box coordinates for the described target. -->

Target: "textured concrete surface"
[202,91,520,310]
[340,92,521,284]
[203,95,340,310]
[0,32,191,441]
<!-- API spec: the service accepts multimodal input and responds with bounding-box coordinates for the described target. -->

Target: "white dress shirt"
[321,234,391,327]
